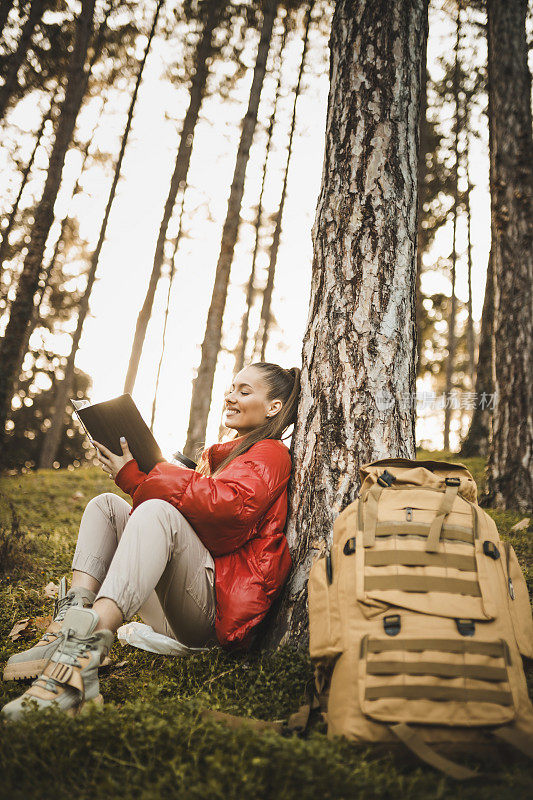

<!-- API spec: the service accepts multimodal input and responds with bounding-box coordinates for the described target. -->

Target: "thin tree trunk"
[264,0,426,649]
[0,0,96,447]
[464,133,475,385]
[0,0,43,121]
[0,84,59,287]
[123,0,223,395]
[485,0,533,511]
[38,0,163,470]
[184,0,277,458]
[255,2,313,362]
[11,93,108,392]
[150,188,187,433]
[443,6,461,452]
[0,0,16,41]
[233,17,288,376]
[415,0,429,376]
[460,250,493,458]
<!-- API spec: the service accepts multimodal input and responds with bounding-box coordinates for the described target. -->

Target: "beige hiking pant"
[72,492,218,648]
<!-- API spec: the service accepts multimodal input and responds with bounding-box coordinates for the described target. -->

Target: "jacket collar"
[207,436,245,471]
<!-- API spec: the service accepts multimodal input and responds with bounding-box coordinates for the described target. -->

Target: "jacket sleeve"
[114,459,148,498]
[115,441,290,556]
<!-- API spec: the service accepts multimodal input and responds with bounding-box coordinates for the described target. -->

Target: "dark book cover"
[71,394,166,475]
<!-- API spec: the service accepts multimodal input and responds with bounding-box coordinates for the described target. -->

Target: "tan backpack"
[308,458,533,779]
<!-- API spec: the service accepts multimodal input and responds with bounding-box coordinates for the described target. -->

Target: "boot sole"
[3,659,48,682]
[66,694,104,717]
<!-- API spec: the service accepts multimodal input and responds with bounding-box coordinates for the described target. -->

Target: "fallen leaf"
[510,518,530,532]
[43,582,59,599]
[33,615,53,632]
[100,657,128,671]
[71,491,85,500]
[8,618,31,642]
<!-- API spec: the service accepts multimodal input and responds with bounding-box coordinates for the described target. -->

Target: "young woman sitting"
[2,362,300,719]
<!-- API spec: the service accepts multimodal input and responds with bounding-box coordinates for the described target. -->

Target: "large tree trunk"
[0,0,96,449]
[0,84,59,289]
[233,18,288,376]
[38,0,163,470]
[254,2,312,362]
[415,0,429,376]
[123,0,223,395]
[264,0,426,649]
[0,0,44,121]
[485,0,533,511]
[184,0,277,458]
[460,250,493,458]
[443,6,460,452]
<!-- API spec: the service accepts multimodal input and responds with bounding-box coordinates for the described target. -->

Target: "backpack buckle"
[445,477,461,486]
[343,537,356,555]
[455,619,475,637]
[483,541,500,560]
[383,614,401,636]
[377,470,396,488]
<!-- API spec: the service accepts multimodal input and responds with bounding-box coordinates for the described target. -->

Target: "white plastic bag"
[116,621,211,656]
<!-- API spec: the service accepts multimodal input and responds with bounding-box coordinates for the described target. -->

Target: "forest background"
[1,0,528,474]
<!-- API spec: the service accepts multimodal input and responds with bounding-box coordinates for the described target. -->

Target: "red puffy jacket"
[114,437,293,649]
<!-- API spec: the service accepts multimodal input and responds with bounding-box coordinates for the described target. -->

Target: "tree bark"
[183,0,277,458]
[38,0,163,470]
[264,0,426,649]
[0,0,44,121]
[254,2,313,362]
[485,0,533,511]
[460,250,493,458]
[0,84,59,289]
[0,0,96,449]
[233,17,288,376]
[415,5,429,377]
[443,6,460,452]
[123,0,223,396]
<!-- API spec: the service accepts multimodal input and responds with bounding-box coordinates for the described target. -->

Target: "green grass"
[0,457,532,800]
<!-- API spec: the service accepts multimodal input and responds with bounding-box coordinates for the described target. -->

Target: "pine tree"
[254,1,312,361]
[0,0,97,450]
[38,0,164,469]
[184,0,278,458]
[123,0,224,395]
[485,0,533,510]
[265,0,427,646]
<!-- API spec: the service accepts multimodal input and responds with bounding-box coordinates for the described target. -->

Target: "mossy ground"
[0,456,531,800]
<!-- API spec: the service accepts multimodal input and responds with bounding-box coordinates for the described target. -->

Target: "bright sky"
[3,1,512,459]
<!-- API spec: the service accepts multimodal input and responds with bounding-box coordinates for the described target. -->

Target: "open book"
[71,394,197,475]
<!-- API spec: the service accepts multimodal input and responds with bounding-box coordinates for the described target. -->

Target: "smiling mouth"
[225,409,240,416]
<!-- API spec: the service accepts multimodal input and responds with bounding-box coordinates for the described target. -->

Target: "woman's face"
[223,366,282,435]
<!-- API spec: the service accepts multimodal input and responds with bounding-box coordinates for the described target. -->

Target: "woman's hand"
[93,437,134,479]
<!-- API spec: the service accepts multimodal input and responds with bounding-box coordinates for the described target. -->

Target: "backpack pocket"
[308,548,343,659]
[359,633,516,727]
[503,543,533,659]
[358,487,494,621]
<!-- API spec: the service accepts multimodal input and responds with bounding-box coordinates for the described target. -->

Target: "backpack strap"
[390,723,482,780]
[491,726,533,759]
[363,471,396,546]
[426,479,460,552]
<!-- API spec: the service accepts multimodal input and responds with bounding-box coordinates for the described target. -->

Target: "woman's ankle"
[71,570,101,595]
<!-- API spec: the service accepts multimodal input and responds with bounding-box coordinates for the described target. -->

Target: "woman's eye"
[241,392,249,396]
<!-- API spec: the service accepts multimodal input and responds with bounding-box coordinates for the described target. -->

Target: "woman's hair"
[199,362,301,476]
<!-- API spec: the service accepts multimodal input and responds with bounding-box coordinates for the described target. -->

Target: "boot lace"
[39,593,85,644]
[32,629,98,695]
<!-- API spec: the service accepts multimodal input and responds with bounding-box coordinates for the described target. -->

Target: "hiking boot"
[2,578,96,681]
[1,607,113,721]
